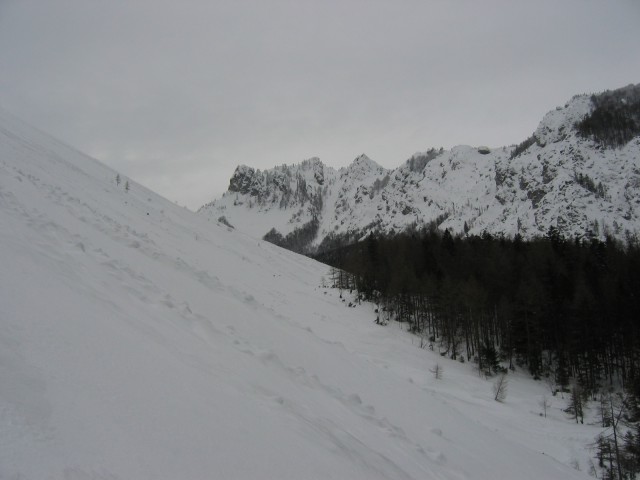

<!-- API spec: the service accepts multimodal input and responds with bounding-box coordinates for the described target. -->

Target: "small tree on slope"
[493,373,508,402]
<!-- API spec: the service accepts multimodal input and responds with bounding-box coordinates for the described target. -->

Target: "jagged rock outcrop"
[199,84,640,253]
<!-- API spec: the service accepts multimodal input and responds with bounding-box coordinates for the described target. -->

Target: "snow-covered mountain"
[200,84,640,251]
[0,110,597,478]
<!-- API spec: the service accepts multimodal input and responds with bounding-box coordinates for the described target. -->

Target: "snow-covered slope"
[0,109,597,478]
[201,85,640,249]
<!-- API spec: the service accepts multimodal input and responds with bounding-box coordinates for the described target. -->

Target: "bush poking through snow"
[539,395,551,418]
[493,373,508,402]
[217,216,235,229]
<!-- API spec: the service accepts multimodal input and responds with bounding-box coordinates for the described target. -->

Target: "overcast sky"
[1,0,639,209]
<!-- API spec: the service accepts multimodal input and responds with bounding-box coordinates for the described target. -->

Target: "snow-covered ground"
[0,109,599,478]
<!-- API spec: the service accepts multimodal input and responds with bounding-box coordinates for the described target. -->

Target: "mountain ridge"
[200,84,640,252]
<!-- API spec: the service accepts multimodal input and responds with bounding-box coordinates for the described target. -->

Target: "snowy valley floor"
[0,110,600,479]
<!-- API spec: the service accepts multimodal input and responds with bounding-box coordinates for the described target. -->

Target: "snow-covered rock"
[200,85,640,249]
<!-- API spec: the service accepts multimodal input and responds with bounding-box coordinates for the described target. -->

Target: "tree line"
[315,226,640,392]
[315,225,640,477]
[576,84,640,149]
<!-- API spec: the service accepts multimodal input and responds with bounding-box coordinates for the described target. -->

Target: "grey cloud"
[1,0,639,209]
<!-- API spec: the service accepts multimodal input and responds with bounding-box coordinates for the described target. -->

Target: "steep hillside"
[200,84,640,251]
[0,111,597,478]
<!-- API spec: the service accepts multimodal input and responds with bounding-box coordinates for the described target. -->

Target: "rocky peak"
[350,153,379,169]
[201,84,640,252]
[534,94,592,146]
[299,157,327,185]
[228,165,259,195]
[342,154,387,181]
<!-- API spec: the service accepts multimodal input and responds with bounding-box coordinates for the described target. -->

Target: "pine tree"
[481,342,501,376]
[565,384,584,424]
[595,392,634,477]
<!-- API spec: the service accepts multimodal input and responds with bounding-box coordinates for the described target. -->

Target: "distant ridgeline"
[200,83,640,255]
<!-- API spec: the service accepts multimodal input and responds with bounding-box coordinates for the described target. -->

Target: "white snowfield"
[0,109,596,479]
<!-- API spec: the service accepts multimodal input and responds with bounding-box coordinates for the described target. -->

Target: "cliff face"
[199,85,640,252]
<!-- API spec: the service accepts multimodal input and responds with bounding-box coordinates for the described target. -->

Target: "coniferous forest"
[576,84,640,148]
[316,227,640,391]
[316,226,640,478]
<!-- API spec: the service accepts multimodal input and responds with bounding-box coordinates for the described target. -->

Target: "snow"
[202,92,640,244]
[0,108,599,478]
